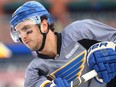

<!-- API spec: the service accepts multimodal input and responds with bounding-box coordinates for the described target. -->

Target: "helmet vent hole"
[36,16,39,20]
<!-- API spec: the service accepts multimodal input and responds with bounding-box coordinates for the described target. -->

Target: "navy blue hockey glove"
[40,77,70,87]
[87,41,116,83]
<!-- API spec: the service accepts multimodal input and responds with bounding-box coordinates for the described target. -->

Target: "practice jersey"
[24,19,116,87]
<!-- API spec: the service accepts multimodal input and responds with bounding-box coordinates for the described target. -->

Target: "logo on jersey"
[65,43,79,59]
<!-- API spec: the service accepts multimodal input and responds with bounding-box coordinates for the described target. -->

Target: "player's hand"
[41,77,70,87]
[87,41,116,83]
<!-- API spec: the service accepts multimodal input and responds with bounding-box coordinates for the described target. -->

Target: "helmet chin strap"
[38,33,47,51]
[37,24,49,51]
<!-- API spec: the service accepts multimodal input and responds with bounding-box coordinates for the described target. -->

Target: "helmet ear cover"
[40,15,51,32]
[40,15,55,32]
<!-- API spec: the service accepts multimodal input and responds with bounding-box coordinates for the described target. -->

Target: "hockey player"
[10,1,116,87]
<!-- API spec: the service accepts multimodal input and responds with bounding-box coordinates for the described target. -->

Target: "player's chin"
[28,46,35,51]
[26,43,40,51]
[25,43,34,50]
[29,46,39,51]
[25,44,34,51]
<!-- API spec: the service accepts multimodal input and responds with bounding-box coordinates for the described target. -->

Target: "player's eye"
[23,26,29,31]
[26,30,33,34]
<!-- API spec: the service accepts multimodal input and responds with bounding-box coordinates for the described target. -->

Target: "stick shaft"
[75,70,97,86]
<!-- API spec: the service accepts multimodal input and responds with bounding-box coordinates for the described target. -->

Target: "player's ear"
[40,19,48,33]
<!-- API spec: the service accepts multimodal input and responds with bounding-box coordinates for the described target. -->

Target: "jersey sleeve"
[62,19,116,43]
[24,58,49,87]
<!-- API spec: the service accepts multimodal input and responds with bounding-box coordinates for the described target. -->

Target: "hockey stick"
[73,70,97,86]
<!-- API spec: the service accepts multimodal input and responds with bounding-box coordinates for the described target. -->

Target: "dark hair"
[40,15,55,32]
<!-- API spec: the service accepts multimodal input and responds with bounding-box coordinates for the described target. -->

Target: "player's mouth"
[26,41,31,45]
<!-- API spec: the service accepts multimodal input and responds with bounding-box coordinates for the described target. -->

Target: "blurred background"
[0,0,116,87]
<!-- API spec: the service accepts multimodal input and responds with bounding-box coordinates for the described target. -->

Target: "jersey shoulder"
[61,19,95,42]
[62,19,97,33]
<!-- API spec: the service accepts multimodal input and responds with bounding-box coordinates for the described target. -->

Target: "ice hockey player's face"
[16,20,43,51]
